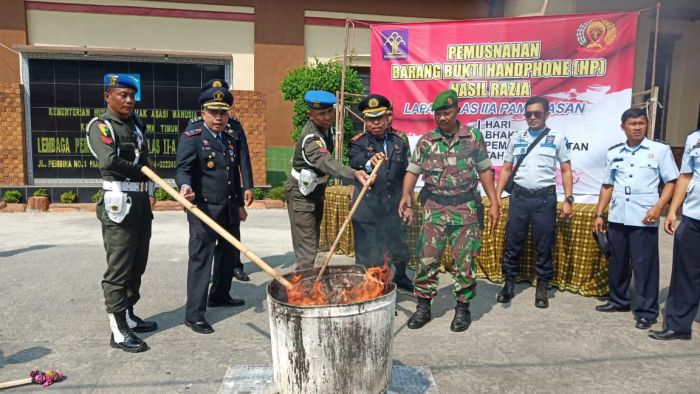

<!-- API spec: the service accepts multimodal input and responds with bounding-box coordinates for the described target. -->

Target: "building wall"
[665,19,700,144]
[0,0,27,84]
[231,90,266,185]
[0,83,27,185]
[25,2,255,90]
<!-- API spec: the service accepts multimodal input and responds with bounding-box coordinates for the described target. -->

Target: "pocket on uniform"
[292,198,315,213]
[537,150,556,166]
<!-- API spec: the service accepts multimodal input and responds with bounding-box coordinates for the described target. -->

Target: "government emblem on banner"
[382,30,408,60]
[576,19,617,49]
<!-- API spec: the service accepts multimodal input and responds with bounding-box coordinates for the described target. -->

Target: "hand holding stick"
[141,167,293,289]
[314,159,384,284]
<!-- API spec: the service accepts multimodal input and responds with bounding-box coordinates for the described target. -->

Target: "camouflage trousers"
[414,220,481,303]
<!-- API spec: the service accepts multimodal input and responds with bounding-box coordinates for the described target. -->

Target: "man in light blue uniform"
[593,108,678,330]
[649,128,700,340]
[495,96,574,308]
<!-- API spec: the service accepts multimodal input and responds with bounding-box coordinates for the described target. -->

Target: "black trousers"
[352,214,409,268]
[664,216,700,333]
[502,187,557,280]
[607,222,659,321]
[186,207,240,322]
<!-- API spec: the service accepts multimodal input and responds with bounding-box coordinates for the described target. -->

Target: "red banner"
[370,12,639,199]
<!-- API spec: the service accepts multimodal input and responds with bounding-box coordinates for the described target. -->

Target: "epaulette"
[189,116,203,123]
[351,132,366,142]
[389,129,409,144]
[654,139,669,145]
[608,142,624,150]
[183,129,202,137]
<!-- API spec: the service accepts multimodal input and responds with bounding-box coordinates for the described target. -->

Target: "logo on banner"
[577,19,617,49]
[382,30,408,59]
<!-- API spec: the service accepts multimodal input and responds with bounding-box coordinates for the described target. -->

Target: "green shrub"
[267,186,285,201]
[33,188,49,198]
[2,190,22,203]
[154,187,174,201]
[253,187,266,200]
[59,191,77,204]
[280,59,365,163]
[91,189,103,203]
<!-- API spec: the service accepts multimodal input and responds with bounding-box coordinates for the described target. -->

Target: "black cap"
[201,79,229,92]
[198,87,233,110]
[592,231,612,258]
[358,94,392,118]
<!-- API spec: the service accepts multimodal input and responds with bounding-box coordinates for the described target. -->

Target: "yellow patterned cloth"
[320,185,610,297]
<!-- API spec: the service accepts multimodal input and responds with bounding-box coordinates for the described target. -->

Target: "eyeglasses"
[524,111,545,119]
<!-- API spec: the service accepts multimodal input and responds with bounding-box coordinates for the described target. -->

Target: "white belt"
[103,180,149,192]
[290,169,328,184]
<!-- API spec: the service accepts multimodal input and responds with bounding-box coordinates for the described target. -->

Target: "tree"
[280,60,365,161]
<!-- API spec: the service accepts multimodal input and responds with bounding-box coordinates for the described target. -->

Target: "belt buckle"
[624,186,631,195]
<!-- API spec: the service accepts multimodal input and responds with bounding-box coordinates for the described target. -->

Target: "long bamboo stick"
[141,167,292,289]
[315,159,384,283]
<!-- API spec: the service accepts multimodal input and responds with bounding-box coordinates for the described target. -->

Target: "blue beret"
[198,87,233,110]
[104,74,139,93]
[201,79,229,93]
[304,90,336,110]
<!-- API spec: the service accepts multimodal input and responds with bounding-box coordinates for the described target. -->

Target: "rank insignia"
[367,145,374,152]
[647,152,655,159]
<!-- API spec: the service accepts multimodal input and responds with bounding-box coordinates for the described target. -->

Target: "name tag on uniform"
[541,135,556,148]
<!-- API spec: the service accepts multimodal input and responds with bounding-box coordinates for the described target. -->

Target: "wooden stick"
[0,378,32,389]
[141,167,293,289]
[315,159,385,283]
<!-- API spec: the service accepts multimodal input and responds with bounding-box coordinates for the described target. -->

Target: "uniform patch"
[693,139,700,148]
[184,129,202,137]
[101,135,113,144]
[351,132,365,142]
[98,123,109,137]
[647,152,655,159]
[319,148,329,153]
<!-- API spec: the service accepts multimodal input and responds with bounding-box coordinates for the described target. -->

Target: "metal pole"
[648,2,661,139]
[336,18,351,160]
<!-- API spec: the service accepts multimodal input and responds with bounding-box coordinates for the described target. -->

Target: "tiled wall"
[266,146,294,187]
[231,90,267,186]
[0,83,26,185]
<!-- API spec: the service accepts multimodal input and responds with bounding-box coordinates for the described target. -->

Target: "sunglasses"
[524,111,545,119]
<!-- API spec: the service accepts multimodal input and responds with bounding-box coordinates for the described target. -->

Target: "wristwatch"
[564,195,574,204]
[594,212,604,219]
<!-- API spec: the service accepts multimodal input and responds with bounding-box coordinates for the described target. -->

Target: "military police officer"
[650,127,700,340]
[349,94,413,293]
[87,73,157,353]
[593,107,678,330]
[495,96,574,309]
[176,85,246,335]
[186,79,254,282]
[285,90,370,270]
[399,89,500,332]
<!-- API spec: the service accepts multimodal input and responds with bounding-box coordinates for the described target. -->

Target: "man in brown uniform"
[285,90,370,270]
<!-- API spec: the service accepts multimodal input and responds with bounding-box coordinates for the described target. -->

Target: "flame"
[285,262,390,306]
[286,273,329,306]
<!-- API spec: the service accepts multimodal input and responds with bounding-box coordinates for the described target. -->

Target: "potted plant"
[264,186,286,209]
[28,188,50,211]
[59,191,77,204]
[1,190,26,212]
[153,187,181,211]
[249,187,267,209]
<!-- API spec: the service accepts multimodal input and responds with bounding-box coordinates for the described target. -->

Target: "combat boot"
[535,279,549,309]
[407,298,432,329]
[450,301,472,332]
[109,310,149,353]
[497,278,515,303]
[127,306,158,333]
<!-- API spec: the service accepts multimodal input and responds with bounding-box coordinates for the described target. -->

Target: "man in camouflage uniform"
[399,89,500,332]
[87,73,157,353]
[285,90,370,270]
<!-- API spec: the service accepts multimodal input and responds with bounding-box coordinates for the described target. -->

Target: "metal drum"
[267,265,396,394]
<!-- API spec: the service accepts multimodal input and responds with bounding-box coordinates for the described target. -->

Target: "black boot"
[407,298,432,329]
[393,262,415,295]
[127,307,158,333]
[450,301,472,332]
[535,279,549,309]
[497,278,515,303]
[109,310,149,353]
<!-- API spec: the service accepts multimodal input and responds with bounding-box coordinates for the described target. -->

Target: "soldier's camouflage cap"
[432,89,459,111]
